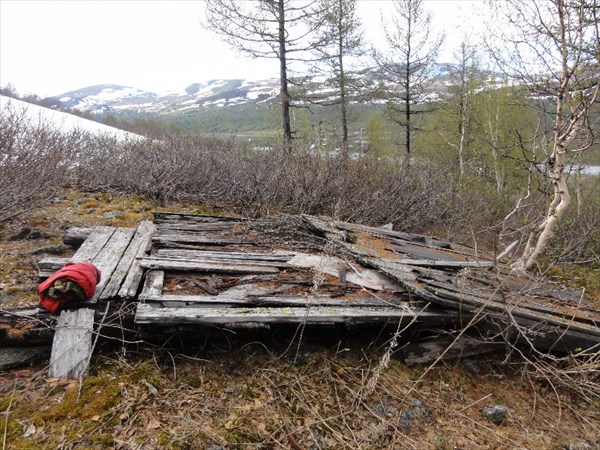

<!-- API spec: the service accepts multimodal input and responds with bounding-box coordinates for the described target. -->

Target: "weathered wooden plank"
[425,284,600,337]
[153,212,242,223]
[118,221,156,300]
[140,270,165,297]
[38,257,71,270]
[38,257,70,279]
[155,249,295,262]
[153,234,254,246]
[421,277,600,325]
[396,259,493,269]
[157,222,237,232]
[135,303,446,325]
[48,308,95,379]
[139,258,280,274]
[139,293,407,308]
[402,335,504,366]
[70,226,116,263]
[63,227,93,247]
[143,255,289,268]
[287,252,404,292]
[101,221,155,300]
[86,228,135,302]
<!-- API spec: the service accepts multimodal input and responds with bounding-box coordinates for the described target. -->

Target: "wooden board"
[100,221,155,300]
[140,270,165,298]
[118,221,156,300]
[155,249,295,262]
[70,226,116,263]
[86,228,136,302]
[135,303,447,325]
[139,258,280,274]
[48,308,95,379]
[139,293,406,308]
[153,234,254,246]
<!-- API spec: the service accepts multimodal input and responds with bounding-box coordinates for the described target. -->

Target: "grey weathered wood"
[135,303,444,325]
[287,252,403,292]
[101,221,155,300]
[153,234,254,246]
[402,335,504,366]
[425,283,600,337]
[63,227,93,247]
[70,226,116,263]
[157,222,237,232]
[84,228,135,302]
[118,221,156,300]
[395,259,494,269]
[139,293,407,308]
[38,257,70,279]
[143,255,289,268]
[139,258,280,274]
[49,308,95,379]
[38,257,71,270]
[155,249,294,262]
[140,270,165,298]
[153,212,242,223]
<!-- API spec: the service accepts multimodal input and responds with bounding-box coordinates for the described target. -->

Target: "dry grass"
[1,339,598,450]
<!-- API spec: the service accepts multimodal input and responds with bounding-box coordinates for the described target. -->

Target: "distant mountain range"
[46,65,459,119]
[48,79,282,116]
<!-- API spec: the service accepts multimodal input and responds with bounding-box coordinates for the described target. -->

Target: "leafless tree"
[444,41,483,183]
[308,0,364,154]
[374,0,444,162]
[203,0,327,152]
[490,0,600,271]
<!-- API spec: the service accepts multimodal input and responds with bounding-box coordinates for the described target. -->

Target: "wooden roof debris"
[2,211,599,378]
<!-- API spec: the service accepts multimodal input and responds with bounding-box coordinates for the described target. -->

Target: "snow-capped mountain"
[49,79,281,116]
[46,65,459,118]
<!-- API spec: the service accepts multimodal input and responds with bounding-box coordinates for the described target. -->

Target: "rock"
[26,230,49,240]
[8,227,31,241]
[103,210,123,219]
[461,359,481,374]
[30,244,71,255]
[482,405,508,425]
[7,228,49,241]
[399,398,430,432]
[399,409,415,432]
[375,400,396,417]
[0,346,51,370]
[380,223,394,231]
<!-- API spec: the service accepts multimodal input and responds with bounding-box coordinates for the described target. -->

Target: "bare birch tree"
[445,42,482,183]
[309,0,364,154]
[374,0,444,162]
[203,0,326,152]
[491,0,600,271]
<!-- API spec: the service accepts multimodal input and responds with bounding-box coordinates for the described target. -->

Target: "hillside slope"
[0,95,141,140]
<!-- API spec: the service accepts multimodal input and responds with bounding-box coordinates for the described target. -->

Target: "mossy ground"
[1,342,598,449]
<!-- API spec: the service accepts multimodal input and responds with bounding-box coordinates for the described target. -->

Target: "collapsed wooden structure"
[2,212,599,378]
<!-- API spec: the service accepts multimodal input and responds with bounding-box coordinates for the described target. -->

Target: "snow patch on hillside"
[0,95,141,140]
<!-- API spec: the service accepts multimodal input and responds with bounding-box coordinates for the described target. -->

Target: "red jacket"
[38,262,101,313]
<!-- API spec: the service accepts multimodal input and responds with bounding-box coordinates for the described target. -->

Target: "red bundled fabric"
[38,262,101,314]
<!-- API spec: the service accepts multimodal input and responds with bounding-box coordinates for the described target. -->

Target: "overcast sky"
[0,1,486,97]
